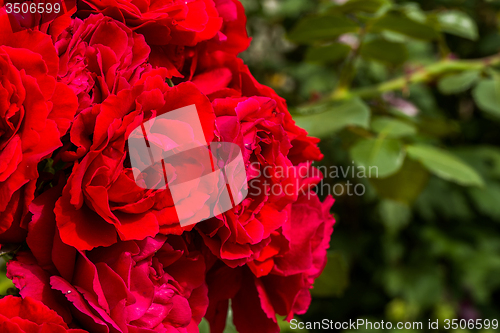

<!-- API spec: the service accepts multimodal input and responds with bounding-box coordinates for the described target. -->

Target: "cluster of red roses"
[0,0,335,332]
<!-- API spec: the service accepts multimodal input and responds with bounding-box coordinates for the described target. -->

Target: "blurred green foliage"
[239,0,500,331]
[2,1,500,332]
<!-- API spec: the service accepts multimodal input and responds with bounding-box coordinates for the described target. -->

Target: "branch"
[329,53,500,101]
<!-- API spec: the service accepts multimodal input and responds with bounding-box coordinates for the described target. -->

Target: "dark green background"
[238,0,500,332]
[3,1,500,332]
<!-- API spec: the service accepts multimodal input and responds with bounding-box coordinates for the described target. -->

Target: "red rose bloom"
[8,181,208,332]
[0,0,76,41]
[0,2,334,332]
[196,96,304,267]
[206,0,251,55]
[55,14,151,110]
[137,1,320,165]
[0,296,87,333]
[0,28,78,243]
[149,0,251,78]
[192,54,323,164]
[55,71,216,250]
[204,170,335,333]
[8,239,207,333]
[77,0,222,48]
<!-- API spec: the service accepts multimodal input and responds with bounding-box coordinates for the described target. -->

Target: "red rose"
[55,14,151,110]
[204,173,335,333]
[0,3,334,333]
[0,295,87,332]
[148,0,251,78]
[8,240,207,333]
[134,1,318,165]
[55,71,216,250]
[196,96,304,267]
[0,0,76,41]
[0,28,78,243]
[248,165,334,281]
[235,65,323,165]
[8,180,208,332]
[77,0,222,48]
[207,0,251,55]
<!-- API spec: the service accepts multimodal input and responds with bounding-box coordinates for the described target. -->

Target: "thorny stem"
[329,53,500,101]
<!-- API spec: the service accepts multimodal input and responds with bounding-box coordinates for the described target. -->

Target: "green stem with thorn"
[329,53,500,102]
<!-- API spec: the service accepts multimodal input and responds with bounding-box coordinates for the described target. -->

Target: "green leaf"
[223,306,238,333]
[199,318,210,333]
[42,158,56,175]
[437,10,478,40]
[378,200,411,234]
[386,298,413,322]
[350,138,406,178]
[0,244,20,257]
[437,70,480,95]
[287,15,359,44]
[372,11,438,40]
[406,144,484,187]
[472,79,500,118]
[417,116,460,138]
[337,0,390,14]
[474,147,500,179]
[433,303,457,324]
[279,316,309,332]
[0,273,14,296]
[384,265,444,308]
[416,178,474,221]
[305,43,351,64]
[371,117,417,138]
[468,182,500,220]
[360,38,408,65]
[370,158,430,204]
[399,3,427,22]
[294,98,370,137]
[453,146,500,180]
[311,252,349,297]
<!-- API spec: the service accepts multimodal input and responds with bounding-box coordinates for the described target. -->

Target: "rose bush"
[0,295,86,332]
[0,0,76,41]
[55,71,216,250]
[7,180,208,332]
[0,1,334,332]
[0,26,78,243]
[203,164,335,333]
[196,96,303,267]
[77,0,222,48]
[148,0,251,78]
[55,14,151,110]
[191,53,323,164]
